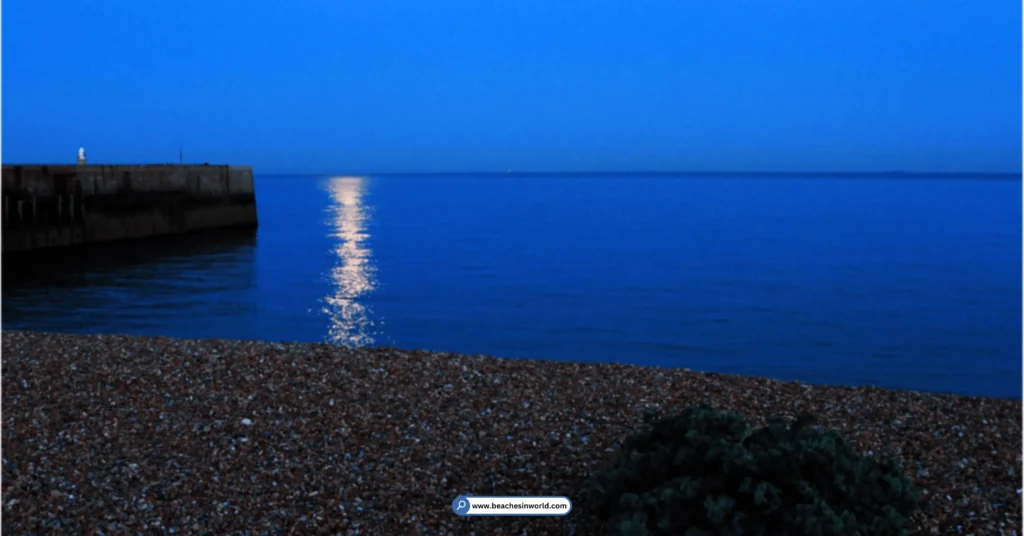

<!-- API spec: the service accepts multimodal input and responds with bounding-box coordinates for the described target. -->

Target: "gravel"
[2,330,1021,535]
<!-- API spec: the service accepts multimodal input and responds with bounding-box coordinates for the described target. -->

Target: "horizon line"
[2,163,1018,178]
[260,170,1022,178]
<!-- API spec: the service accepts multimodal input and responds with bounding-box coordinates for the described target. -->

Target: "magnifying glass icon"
[452,496,471,515]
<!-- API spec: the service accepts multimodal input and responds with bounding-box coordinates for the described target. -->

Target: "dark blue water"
[3,174,1021,398]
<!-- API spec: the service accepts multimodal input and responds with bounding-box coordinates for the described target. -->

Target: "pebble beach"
[2,330,1021,535]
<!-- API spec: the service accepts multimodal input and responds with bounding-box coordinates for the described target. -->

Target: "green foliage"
[584,405,920,536]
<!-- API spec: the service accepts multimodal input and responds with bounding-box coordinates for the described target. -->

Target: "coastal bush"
[584,405,920,536]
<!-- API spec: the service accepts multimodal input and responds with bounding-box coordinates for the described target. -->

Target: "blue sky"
[3,0,1020,174]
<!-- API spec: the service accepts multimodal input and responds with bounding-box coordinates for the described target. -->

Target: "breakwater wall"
[1,164,258,253]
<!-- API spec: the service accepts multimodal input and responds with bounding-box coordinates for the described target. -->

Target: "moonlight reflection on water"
[322,176,378,347]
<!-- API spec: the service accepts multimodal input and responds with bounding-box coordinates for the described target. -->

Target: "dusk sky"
[3,0,1021,174]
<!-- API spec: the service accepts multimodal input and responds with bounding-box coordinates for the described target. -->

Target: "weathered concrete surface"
[2,165,258,253]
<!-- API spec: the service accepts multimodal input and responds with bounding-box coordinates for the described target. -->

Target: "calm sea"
[2,174,1020,398]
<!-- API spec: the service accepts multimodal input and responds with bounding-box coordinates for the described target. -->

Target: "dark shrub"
[584,405,920,536]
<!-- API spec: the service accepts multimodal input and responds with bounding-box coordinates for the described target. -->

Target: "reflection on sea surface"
[1,228,258,337]
[321,176,378,346]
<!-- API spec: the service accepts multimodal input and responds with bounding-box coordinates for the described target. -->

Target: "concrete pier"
[1,164,258,253]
